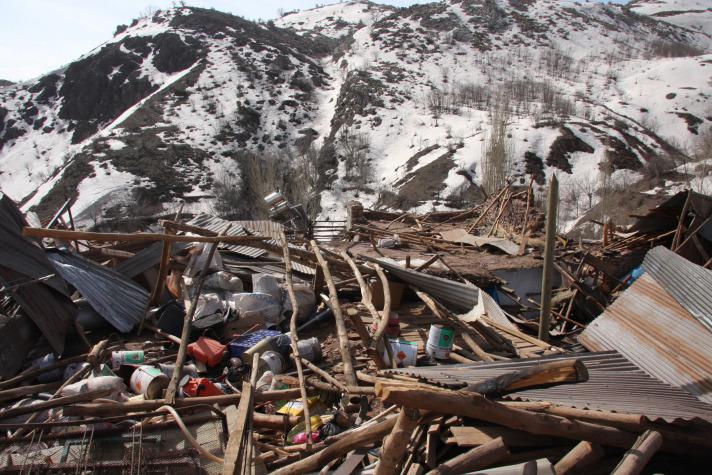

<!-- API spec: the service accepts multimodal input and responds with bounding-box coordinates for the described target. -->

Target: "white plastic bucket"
[130,366,169,399]
[425,324,455,359]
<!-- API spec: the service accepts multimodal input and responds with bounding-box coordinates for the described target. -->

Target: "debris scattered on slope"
[1,184,712,473]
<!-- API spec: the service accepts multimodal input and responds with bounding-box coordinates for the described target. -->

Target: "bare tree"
[481,96,513,195]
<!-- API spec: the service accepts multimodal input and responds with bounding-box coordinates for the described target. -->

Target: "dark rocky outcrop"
[546,127,594,173]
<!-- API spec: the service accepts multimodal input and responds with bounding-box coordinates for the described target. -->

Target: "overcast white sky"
[0,0,623,82]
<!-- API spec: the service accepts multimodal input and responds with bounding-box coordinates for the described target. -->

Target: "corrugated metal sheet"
[186,215,314,275]
[0,194,75,354]
[384,351,712,423]
[579,272,712,404]
[186,215,268,258]
[114,242,189,278]
[360,255,479,312]
[47,250,150,333]
[642,246,712,333]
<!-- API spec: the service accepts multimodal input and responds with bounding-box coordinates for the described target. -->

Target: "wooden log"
[86,338,109,366]
[282,234,313,447]
[611,430,663,475]
[467,186,510,233]
[340,251,388,369]
[501,402,646,432]
[0,381,62,403]
[375,407,421,475]
[165,228,228,403]
[23,227,267,244]
[310,241,357,388]
[465,359,588,395]
[672,189,692,249]
[554,441,604,475]
[538,174,558,342]
[0,388,112,421]
[376,383,637,448]
[62,388,307,417]
[270,415,398,475]
[426,437,509,475]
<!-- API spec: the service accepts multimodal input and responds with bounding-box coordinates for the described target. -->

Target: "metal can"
[425,324,455,359]
[111,351,145,370]
[130,366,169,399]
[297,337,322,363]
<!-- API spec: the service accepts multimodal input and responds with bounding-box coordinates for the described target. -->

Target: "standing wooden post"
[375,407,421,475]
[310,241,357,388]
[281,234,312,447]
[164,227,229,403]
[538,174,558,342]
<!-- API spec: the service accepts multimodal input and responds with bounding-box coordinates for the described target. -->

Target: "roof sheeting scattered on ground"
[114,241,190,278]
[0,194,75,354]
[360,255,479,312]
[580,247,712,404]
[47,250,149,333]
[384,351,712,423]
[642,246,712,333]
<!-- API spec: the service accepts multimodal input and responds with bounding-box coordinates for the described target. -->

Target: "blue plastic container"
[229,330,282,358]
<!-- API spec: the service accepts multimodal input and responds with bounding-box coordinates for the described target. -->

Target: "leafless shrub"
[482,97,513,195]
[645,40,705,59]
[338,129,373,188]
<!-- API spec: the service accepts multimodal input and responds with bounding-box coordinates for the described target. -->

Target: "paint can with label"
[296,337,322,363]
[382,338,418,368]
[130,365,169,399]
[111,351,145,370]
[425,324,455,359]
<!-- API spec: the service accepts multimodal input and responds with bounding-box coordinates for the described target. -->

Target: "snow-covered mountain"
[629,0,712,35]
[0,0,711,232]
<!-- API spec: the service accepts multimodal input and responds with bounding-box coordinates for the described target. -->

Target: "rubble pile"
[1,184,712,474]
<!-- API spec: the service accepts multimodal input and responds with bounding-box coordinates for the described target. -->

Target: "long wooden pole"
[271,415,398,475]
[340,251,388,369]
[374,407,421,475]
[310,241,357,388]
[376,383,637,448]
[554,440,605,475]
[538,174,558,342]
[281,234,312,447]
[426,437,509,475]
[165,228,229,403]
[23,227,264,244]
[611,430,663,475]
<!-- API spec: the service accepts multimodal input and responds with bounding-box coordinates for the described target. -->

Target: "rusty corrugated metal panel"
[579,273,712,404]
[360,255,479,312]
[384,351,712,423]
[642,246,712,333]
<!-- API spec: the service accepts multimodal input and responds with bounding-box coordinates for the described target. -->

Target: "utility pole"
[538,174,558,342]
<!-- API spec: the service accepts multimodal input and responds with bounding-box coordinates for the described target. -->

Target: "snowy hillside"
[0,0,711,233]
[629,0,712,35]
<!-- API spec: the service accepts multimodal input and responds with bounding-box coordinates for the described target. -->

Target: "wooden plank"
[223,354,260,475]
[23,227,267,244]
[332,449,367,475]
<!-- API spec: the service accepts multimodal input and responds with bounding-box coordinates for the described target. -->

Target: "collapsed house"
[1,185,712,474]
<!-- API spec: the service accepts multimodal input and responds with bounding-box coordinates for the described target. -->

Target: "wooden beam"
[554,441,605,475]
[611,430,663,475]
[425,437,509,475]
[375,407,421,475]
[270,415,398,475]
[539,174,558,342]
[23,227,266,244]
[376,383,637,448]
[223,354,259,475]
[165,228,228,403]
[465,359,588,395]
[311,241,357,388]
